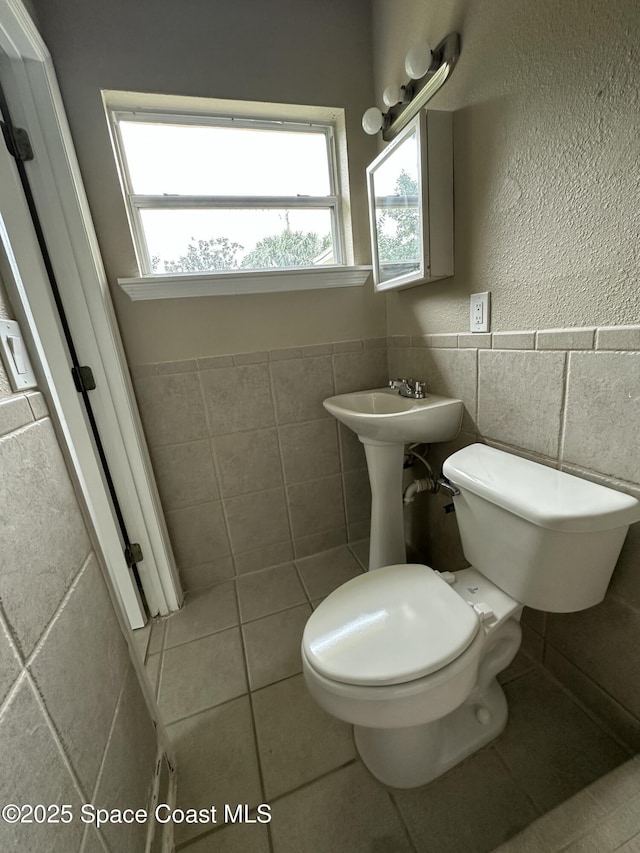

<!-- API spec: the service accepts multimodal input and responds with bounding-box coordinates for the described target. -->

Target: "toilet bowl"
[302,443,640,789]
[302,563,522,787]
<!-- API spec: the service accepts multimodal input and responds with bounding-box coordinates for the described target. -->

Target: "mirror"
[366,111,453,292]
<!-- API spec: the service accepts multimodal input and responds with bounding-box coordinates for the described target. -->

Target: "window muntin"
[111,110,343,275]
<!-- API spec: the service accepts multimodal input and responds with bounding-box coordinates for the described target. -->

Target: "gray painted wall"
[31,0,385,364]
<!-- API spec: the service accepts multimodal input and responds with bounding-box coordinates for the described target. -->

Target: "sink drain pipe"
[403,443,437,503]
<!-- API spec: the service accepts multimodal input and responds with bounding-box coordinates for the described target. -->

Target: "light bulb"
[405,42,432,79]
[382,84,402,108]
[362,106,384,135]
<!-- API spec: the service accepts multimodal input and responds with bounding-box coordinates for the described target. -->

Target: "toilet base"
[354,678,508,789]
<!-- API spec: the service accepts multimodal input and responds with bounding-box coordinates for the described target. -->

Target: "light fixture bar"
[383,32,460,141]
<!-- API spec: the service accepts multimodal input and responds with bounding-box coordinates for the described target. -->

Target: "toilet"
[302,443,640,789]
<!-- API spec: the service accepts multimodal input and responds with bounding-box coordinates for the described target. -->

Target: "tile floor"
[134,543,634,852]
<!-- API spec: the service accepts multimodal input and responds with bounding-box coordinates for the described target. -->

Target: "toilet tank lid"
[443,444,640,533]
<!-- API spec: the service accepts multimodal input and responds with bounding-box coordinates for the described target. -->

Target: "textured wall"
[31,0,385,364]
[390,324,640,751]
[373,0,640,752]
[372,0,640,335]
[132,338,388,590]
[0,277,159,852]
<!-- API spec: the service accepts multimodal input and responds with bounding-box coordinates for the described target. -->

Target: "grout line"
[0,551,92,690]
[542,645,638,756]
[194,369,238,576]
[22,669,95,807]
[539,662,637,757]
[163,621,241,655]
[147,411,337,453]
[268,362,297,556]
[24,549,94,670]
[335,421,351,540]
[0,601,25,691]
[157,617,167,655]
[233,580,273,852]
[174,807,270,851]
[160,588,316,657]
[0,668,28,726]
[232,580,252,699]
[247,665,310,699]
[162,689,251,730]
[387,789,420,853]
[162,665,315,732]
[292,566,314,608]
[557,350,571,464]
[0,417,42,446]
[490,744,545,819]
[89,664,132,804]
[245,694,275,853]
[80,824,109,853]
[240,596,311,627]
[154,621,167,708]
[133,622,152,666]
[346,540,369,570]
[265,758,359,807]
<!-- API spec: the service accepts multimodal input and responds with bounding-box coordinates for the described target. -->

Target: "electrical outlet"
[470,292,490,333]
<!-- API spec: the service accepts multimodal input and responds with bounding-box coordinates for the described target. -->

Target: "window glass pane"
[141,208,335,273]
[119,121,332,197]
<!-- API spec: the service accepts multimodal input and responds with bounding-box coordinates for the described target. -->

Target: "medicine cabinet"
[366,110,453,292]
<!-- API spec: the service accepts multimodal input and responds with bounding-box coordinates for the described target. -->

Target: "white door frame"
[0,141,148,629]
[0,0,183,623]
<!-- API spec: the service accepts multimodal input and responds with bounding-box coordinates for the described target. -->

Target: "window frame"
[108,108,347,277]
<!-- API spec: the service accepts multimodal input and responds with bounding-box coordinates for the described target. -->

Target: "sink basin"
[323,387,463,444]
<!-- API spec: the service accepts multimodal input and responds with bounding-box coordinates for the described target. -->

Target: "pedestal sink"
[324,388,463,570]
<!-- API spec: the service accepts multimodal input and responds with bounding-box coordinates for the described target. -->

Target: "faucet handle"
[407,379,427,399]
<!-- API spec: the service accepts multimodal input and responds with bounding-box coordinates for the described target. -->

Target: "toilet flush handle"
[436,476,460,497]
[436,475,459,514]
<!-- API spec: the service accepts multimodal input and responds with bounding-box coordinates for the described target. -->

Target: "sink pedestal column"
[360,437,406,570]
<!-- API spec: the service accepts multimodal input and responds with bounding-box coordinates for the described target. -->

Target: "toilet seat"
[302,564,480,687]
[302,620,488,729]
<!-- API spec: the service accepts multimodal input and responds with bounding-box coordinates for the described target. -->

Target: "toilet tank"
[442,444,640,612]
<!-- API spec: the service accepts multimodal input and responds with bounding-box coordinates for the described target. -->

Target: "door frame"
[0,0,182,623]
[0,140,148,628]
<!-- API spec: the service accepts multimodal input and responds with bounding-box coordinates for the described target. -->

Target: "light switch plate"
[0,319,38,391]
[470,291,490,333]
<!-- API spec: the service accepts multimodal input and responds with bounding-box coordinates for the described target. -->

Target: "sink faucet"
[388,378,427,399]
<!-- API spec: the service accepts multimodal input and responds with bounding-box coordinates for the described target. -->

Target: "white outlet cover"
[0,319,38,391]
[470,292,490,333]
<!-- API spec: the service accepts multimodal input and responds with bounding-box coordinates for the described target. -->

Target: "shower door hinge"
[124,542,143,567]
[1,121,34,162]
[71,364,96,393]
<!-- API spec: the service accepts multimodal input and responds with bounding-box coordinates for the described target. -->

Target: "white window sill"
[118,265,372,300]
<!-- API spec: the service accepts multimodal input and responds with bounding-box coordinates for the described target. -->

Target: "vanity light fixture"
[362,32,460,141]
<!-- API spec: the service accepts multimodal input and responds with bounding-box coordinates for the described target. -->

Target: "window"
[108,105,347,277]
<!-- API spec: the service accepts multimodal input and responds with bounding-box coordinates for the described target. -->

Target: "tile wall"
[134,322,640,760]
[389,324,640,751]
[0,290,160,851]
[132,338,388,591]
